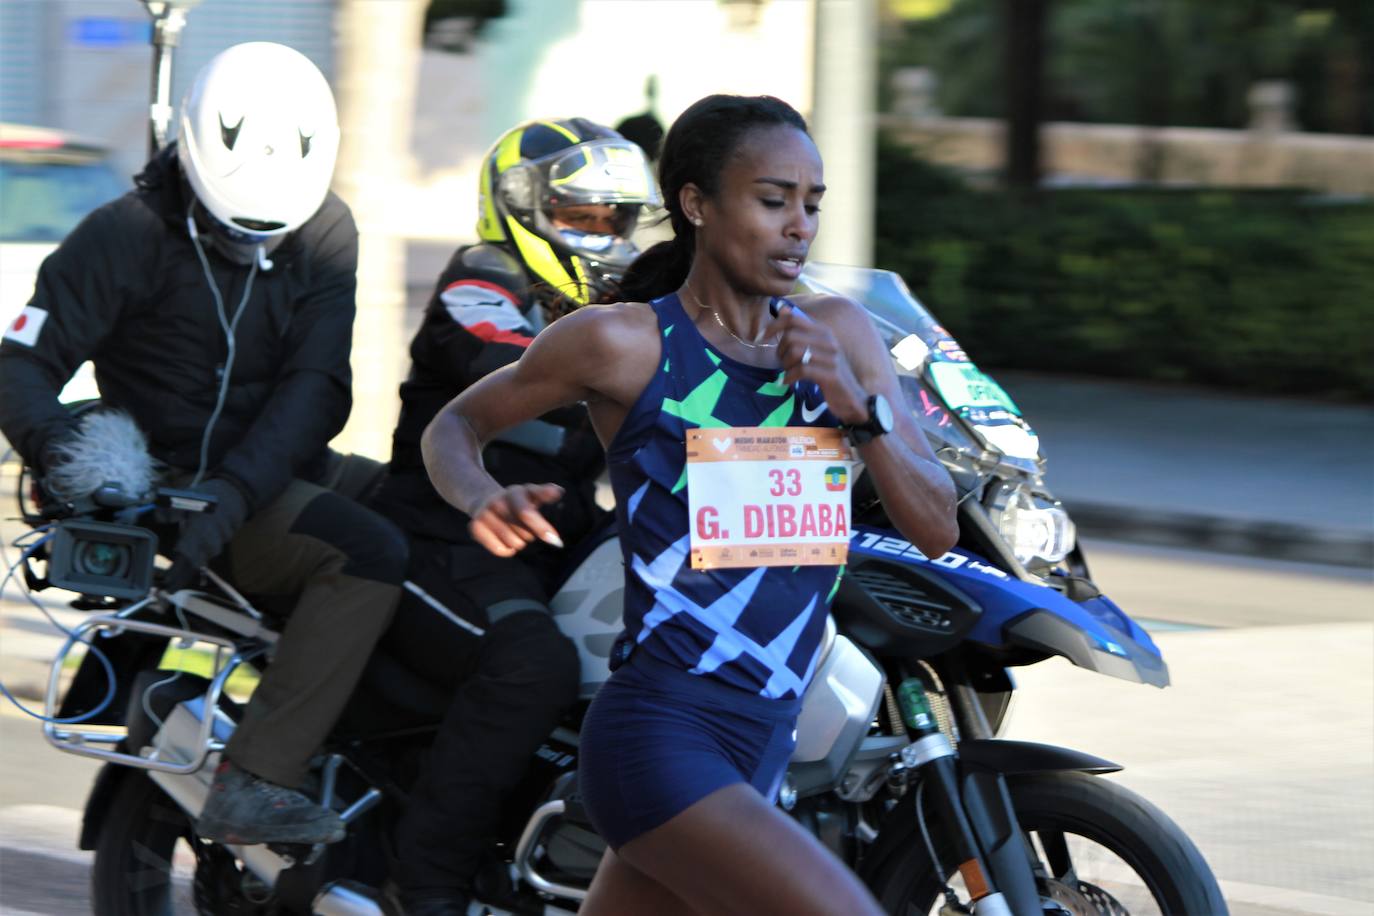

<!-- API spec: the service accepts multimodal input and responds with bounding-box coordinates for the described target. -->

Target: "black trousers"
[385,535,581,896]
[214,477,405,788]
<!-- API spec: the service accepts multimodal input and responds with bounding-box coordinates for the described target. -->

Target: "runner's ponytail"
[618,228,692,302]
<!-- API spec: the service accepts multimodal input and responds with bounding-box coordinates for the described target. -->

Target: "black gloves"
[163,478,251,592]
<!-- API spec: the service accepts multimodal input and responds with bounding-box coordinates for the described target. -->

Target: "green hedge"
[873,138,1374,400]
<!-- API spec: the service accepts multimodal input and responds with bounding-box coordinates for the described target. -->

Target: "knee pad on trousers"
[292,492,409,585]
[483,612,580,707]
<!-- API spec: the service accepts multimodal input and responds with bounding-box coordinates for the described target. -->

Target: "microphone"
[186,213,200,241]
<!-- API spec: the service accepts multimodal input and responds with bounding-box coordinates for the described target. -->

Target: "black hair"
[616,94,808,303]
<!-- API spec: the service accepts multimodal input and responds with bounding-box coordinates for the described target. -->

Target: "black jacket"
[0,144,358,511]
[374,242,603,544]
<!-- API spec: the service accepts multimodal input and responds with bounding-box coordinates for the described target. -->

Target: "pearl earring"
[692,218,703,226]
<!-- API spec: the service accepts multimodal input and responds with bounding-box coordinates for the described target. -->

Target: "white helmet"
[178,42,339,240]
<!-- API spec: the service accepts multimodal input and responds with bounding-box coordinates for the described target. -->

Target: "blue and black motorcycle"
[21,265,1225,915]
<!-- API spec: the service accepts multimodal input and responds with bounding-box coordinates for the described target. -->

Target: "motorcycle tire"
[90,770,274,916]
[869,771,1228,916]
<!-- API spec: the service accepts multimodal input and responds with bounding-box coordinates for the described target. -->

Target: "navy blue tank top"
[607,293,845,700]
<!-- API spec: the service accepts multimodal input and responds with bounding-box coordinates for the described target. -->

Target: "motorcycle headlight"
[985,482,1076,566]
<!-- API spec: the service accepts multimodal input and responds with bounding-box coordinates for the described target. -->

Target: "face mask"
[186,193,286,266]
[206,227,285,266]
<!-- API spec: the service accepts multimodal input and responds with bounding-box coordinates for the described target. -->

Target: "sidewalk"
[1006,621,1374,914]
[994,370,1374,568]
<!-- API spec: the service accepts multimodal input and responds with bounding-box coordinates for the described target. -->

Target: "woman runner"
[422,94,958,915]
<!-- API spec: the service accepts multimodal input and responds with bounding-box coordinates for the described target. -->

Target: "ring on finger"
[801,345,813,366]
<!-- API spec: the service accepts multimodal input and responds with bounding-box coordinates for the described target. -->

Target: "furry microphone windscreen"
[46,410,160,501]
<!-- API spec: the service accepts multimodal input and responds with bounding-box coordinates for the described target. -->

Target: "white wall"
[400,0,819,258]
[491,0,815,133]
[0,0,335,182]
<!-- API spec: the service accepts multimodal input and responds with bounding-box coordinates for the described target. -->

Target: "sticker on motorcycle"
[927,362,1040,461]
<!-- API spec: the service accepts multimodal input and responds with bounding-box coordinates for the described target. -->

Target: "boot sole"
[196,815,345,846]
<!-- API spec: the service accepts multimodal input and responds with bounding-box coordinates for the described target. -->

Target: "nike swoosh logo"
[800,400,828,423]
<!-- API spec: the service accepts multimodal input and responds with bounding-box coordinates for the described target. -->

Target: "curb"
[1069,502,1374,569]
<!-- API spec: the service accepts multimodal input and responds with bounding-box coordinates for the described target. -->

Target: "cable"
[186,203,260,487]
[138,601,196,733]
[0,535,118,724]
[915,780,967,913]
[139,669,183,733]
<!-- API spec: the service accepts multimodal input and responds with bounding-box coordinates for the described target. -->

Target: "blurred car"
[1,122,128,410]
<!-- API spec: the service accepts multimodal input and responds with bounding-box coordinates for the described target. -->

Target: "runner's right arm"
[421,303,647,556]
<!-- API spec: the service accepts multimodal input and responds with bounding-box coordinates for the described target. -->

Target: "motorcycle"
[8,264,1226,915]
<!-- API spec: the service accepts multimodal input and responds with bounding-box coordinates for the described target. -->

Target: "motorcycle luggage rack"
[43,611,254,774]
[513,799,590,903]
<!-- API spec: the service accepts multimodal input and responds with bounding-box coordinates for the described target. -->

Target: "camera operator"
[0,42,404,847]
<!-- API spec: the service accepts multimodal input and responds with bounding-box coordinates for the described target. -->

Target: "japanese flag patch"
[4,306,48,347]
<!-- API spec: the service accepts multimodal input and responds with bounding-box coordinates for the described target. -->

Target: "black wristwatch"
[842,393,895,445]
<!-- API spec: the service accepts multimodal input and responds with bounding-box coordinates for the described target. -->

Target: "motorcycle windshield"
[797,263,1042,473]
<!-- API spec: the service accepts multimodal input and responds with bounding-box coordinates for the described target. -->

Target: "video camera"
[27,481,220,601]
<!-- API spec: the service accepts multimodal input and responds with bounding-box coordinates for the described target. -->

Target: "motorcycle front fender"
[856,740,1120,889]
[957,739,1121,776]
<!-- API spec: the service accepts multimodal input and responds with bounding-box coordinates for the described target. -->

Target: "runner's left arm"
[767,297,958,558]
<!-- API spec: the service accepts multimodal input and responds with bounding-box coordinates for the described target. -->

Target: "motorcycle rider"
[0,43,404,846]
[368,117,660,914]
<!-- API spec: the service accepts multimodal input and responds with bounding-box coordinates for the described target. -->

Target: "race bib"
[686,427,854,570]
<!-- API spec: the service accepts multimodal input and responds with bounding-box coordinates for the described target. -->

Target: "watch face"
[874,393,895,432]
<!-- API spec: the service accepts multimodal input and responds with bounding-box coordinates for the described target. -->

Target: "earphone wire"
[186,202,259,486]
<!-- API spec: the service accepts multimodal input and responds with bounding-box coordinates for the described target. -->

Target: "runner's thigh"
[617,782,883,916]
[579,847,701,916]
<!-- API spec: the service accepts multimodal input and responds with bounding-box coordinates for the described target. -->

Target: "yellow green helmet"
[477,118,661,307]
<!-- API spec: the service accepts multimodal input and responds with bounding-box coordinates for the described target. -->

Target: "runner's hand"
[469,483,566,557]
[765,303,868,424]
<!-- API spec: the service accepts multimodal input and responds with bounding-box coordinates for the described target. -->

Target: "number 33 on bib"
[686,427,855,570]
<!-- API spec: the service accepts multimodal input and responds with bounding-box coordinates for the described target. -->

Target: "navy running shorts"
[577,651,802,850]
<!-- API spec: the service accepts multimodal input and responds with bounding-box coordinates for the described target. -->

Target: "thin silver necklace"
[683,284,778,349]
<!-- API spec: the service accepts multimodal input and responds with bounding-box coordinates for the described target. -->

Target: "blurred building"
[0,0,335,182]
[0,0,880,456]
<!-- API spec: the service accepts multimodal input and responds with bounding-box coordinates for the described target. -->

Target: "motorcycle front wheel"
[91,770,275,916]
[869,771,1228,916]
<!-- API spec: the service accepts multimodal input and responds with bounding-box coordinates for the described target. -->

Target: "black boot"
[196,760,344,845]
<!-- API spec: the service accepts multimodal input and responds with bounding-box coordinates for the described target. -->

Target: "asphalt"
[993,370,1374,569]
[1,373,1372,916]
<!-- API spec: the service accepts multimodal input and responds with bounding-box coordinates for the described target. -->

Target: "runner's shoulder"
[543,300,659,361]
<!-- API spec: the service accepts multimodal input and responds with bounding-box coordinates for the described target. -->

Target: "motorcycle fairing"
[849,525,1169,687]
[797,263,1041,472]
[549,536,629,699]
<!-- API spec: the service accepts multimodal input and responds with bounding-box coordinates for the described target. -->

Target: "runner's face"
[552,204,620,236]
[697,125,823,298]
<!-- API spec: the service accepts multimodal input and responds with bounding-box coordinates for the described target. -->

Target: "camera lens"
[74,539,132,579]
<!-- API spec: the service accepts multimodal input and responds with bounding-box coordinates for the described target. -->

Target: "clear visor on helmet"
[540,139,660,265]
[543,139,661,210]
